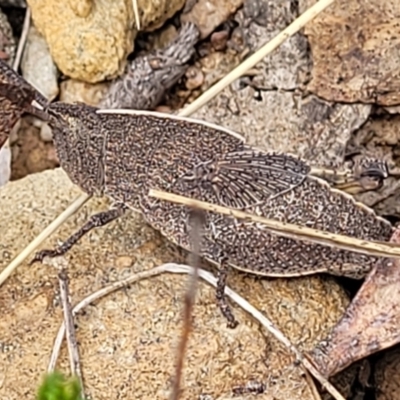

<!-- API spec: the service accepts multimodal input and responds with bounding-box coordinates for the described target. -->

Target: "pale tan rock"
[60,79,111,107]
[27,0,188,82]
[21,25,59,101]
[0,168,351,399]
[138,0,186,31]
[27,0,136,83]
[0,140,10,187]
[181,0,244,39]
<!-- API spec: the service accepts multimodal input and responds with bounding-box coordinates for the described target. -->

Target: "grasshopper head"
[45,102,106,195]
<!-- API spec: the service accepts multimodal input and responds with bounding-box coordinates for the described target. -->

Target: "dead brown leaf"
[307,228,400,377]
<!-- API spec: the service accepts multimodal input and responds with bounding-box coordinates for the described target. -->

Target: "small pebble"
[21,25,59,101]
[210,30,228,51]
[47,147,58,163]
[155,105,173,114]
[0,142,11,187]
[185,66,204,90]
[9,120,20,145]
[11,144,19,160]
[40,123,53,142]
[115,256,135,269]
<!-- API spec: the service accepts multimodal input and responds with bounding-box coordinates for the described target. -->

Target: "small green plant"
[36,372,84,400]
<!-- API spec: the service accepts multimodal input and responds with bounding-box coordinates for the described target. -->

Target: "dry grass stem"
[5,0,335,287]
[48,263,344,400]
[13,7,31,71]
[170,211,204,400]
[180,0,336,117]
[149,189,400,259]
[48,264,171,371]
[304,370,323,400]
[0,193,90,286]
[132,0,141,31]
[57,264,85,398]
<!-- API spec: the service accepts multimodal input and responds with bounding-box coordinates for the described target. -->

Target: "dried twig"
[0,193,90,286]
[57,263,85,399]
[3,0,335,285]
[48,264,174,371]
[170,211,204,400]
[149,189,400,259]
[13,7,31,71]
[49,263,344,400]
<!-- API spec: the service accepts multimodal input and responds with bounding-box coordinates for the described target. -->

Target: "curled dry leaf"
[307,227,400,377]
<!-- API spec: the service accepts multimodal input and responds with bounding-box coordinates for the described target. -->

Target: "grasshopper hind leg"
[216,257,239,329]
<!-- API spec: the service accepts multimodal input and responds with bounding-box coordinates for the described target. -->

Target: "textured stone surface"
[27,0,188,82]
[60,79,110,107]
[27,0,136,83]
[21,25,59,101]
[0,140,11,186]
[0,168,351,399]
[192,1,371,168]
[375,347,400,400]
[0,9,15,65]
[138,0,186,31]
[181,0,244,39]
[300,0,400,106]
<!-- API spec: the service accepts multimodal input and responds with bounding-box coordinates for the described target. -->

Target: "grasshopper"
[0,59,392,328]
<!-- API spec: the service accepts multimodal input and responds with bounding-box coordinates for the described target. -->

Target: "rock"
[0,9,16,65]
[60,79,110,107]
[192,1,371,168]
[348,115,400,218]
[0,9,16,186]
[0,140,11,187]
[0,168,352,399]
[181,0,244,39]
[300,0,400,106]
[10,118,58,180]
[198,50,243,92]
[27,0,188,83]
[39,122,52,142]
[9,119,20,146]
[27,0,137,83]
[0,0,26,6]
[236,1,312,91]
[140,23,178,51]
[185,65,204,90]
[21,25,59,101]
[115,255,135,269]
[138,0,186,31]
[375,347,400,400]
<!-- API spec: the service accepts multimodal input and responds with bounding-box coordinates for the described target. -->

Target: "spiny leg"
[216,258,239,329]
[30,204,127,264]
